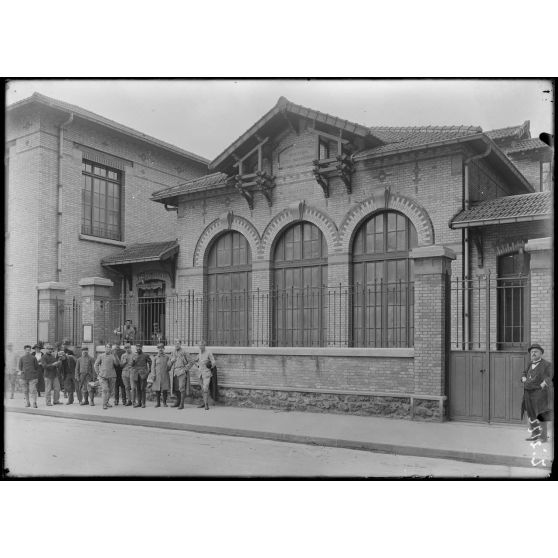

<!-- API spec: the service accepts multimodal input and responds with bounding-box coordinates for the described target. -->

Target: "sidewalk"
[4,394,553,470]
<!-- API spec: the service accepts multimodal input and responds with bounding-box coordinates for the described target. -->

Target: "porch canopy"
[449,191,552,229]
[101,240,179,290]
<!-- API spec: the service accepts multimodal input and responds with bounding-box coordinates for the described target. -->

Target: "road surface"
[3,412,548,477]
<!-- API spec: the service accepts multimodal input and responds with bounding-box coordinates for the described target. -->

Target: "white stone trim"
[79,233,126,248]
[79,277,115,287]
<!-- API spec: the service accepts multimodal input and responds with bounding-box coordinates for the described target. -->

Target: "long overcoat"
[151,353,171,392]
[521,359,553,420]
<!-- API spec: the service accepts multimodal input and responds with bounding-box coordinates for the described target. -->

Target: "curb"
[7,407,551,470]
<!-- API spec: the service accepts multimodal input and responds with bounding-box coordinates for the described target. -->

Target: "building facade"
[5,94,553,422]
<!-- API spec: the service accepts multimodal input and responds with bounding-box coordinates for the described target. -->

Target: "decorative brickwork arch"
[192,211,261,268]
[338,191,435,252]
[259,200,339,260]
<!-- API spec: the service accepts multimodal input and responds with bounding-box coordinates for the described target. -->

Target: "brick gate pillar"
[36,282,67,344]
[410,246,455,420]
[525,237,553,362]
[79,277,114,353]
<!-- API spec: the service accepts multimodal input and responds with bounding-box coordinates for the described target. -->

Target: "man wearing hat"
[151,343,171,407]
[32,343,45,397]
[111,343,127,406]
[75,346,97,405]
[169,339,195,410]
[40,344,62,406]
[522,343,553,442]
[131,343,152,408]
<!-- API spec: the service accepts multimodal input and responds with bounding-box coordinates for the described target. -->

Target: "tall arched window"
[272,222,328,347]
[206,231,252,346]
[352,211,417,347]
[497,251,530,349]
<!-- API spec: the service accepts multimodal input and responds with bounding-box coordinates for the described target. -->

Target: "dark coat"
[521,359,553,420]
[151,354,171,391]
[18,353,39,380]
[40,353,61,379]
[62,355,77,391]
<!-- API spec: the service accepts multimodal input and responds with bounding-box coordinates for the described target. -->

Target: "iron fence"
[97,281,415,348]
[450,272,530,351]
[61,298,83,346]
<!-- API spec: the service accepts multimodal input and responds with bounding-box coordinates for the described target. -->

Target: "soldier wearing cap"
[120,343,135,406]
[151,343,171,407]
[131,343,151,408]
[522,343,553,442]
[111,343,127,406]
[94,343,119,410]
[40,344,62,406]
[169,339,195,410]
[75,346,97,405]
[18,344,39,407]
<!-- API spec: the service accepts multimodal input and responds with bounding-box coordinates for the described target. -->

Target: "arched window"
[351,211,417,347]
[206,231,252,346]
[272,222,328,347]
[497,251,530,349]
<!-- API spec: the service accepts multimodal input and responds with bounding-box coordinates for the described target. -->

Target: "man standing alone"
[522,343,553,443]
[18,345,39,408]
[95,344,119,410]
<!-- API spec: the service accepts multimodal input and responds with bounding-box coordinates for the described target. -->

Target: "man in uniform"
[18,344,39,408]
[94,343,119,410]
[75,346,97,406]
[151,343,171,407]
[169,340,195,410]
[41,344,62,406]
[131,343,151,408]
[120,343,135,406]
[112,343,127,406]
[522,343,553,443]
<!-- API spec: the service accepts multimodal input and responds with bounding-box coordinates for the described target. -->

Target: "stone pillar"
[525,237,553,362]
[79,277,114,353]
[36,282,67,344]
[410,246,456,419]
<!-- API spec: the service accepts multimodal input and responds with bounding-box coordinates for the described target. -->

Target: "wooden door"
[449,351,489,422]
[489,351,527,423]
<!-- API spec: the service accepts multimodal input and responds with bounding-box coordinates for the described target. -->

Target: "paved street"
[4,412,548,477]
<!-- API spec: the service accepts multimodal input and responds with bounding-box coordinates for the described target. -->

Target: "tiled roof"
[101,240,178,265]
[504,138,552,155]
[486,121,529,141]
[8,93,210,166]
[450,192,552,228]
[359,125,482,157]
[151,172,229,201]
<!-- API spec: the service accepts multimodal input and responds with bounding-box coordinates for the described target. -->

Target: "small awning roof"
[449,192,552,229]
[101,240,179,266]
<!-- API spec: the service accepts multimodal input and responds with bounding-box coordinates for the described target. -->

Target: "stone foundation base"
[190,385,444,421]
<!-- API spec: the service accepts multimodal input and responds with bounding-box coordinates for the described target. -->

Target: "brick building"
[5,93,209,346]
[5,94,553,422]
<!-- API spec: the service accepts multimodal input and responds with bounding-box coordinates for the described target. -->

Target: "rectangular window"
[541,161,552,192]
[81,160,122,241]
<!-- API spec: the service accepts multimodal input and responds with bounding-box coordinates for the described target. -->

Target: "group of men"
[8,339,218,412]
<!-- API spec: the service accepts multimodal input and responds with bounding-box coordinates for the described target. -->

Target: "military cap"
[156,343,165,349]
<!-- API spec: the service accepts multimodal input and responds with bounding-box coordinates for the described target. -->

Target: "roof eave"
[450,213,551,229]
[101,244,179,266]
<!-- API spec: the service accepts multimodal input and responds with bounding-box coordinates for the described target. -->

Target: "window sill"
[79,233,126,248]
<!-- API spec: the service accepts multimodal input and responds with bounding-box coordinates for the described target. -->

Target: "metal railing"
[97,282,415,348]
[61,298,83,346]
[450,272,530,350]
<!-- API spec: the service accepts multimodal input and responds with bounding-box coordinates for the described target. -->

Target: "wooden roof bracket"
[255,171,275,207]
[280,108,298,135]
[160,252,178,289]
[471,228,484,268]
[234,176,255,210]
[312,161,330,198]
[336,153,354,195]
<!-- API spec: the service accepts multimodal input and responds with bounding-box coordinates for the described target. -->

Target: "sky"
[5,79,554,162]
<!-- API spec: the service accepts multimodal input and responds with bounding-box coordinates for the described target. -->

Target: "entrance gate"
[449,272,529,423]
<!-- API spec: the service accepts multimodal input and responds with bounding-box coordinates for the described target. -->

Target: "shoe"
[163,402,168,407]
[114,401,119,406]
[46,403,53,406]
[133,403,141,408]
[103,405,108,410]
[155,403,160,408]
[54,401,63,405]
[526,435,540,441]
[90,403,95,406]
[197,403,205,408]
[205,404,209,410]
[142,404,146,408]
[10,395,14,399]
[33,403,38,408]
[65,401,73,405]
[80,401,87,406]
[25,403,30,408]
[106,403,113,408]
[125,402,132,406]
